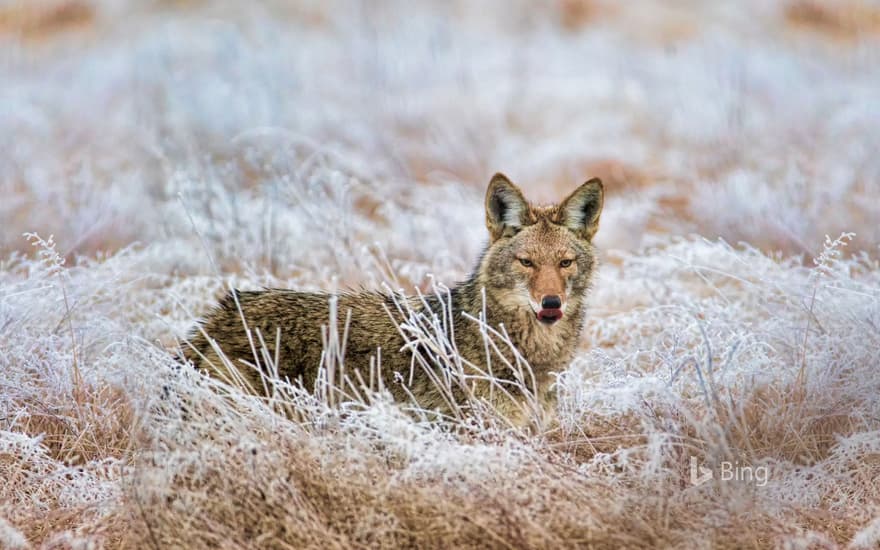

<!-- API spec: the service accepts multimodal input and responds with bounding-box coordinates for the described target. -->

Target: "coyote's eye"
[518,258,533,268]
[559,259,573,268]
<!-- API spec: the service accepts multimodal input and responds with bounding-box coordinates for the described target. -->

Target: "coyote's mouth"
[536,308,563,324]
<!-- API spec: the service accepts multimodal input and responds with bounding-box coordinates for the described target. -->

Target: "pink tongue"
[538,308,563,321]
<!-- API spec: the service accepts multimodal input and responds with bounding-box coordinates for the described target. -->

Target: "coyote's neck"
[442,276,585,374]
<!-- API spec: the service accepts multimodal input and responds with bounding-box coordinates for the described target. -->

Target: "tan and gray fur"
[184,173,604,425]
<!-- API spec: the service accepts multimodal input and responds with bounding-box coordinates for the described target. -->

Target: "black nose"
[541,295,562,309]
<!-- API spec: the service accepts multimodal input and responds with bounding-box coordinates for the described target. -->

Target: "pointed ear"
[485,173,530,241]
[558,178,604,241]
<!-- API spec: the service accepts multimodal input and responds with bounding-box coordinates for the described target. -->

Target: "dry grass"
[2,0,880,548]
[0,0,94,40]
[785,0,880,40]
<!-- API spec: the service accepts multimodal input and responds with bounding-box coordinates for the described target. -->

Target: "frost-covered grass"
[2,0,880,548]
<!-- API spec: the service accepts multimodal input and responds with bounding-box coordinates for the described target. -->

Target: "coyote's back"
[183,173,604,424]
[185,289,428,402]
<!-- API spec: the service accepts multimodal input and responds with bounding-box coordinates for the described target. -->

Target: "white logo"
[689,457,770,487]
[689,456,713,486]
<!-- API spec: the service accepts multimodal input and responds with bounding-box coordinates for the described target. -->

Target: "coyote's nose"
[536,295,564,325]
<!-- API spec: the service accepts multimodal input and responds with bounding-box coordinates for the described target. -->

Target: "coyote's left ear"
[559,178,604,241]
[485,173,530,242]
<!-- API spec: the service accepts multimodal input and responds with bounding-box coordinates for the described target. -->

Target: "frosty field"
[2,0,880,548]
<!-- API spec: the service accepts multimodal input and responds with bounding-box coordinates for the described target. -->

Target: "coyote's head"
[479,173,604,326]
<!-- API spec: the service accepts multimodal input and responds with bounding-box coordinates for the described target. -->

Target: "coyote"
[184,173,604,425]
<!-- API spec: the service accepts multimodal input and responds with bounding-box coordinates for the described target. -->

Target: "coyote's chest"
[491,307,580,373]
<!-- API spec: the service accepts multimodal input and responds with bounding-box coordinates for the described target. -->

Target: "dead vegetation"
[2,0,880,548]
[785,0,880,40]
[0,0,94,41]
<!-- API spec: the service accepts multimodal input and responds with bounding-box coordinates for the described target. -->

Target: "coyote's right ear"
[485,173,530,242]
[559,178,604,241]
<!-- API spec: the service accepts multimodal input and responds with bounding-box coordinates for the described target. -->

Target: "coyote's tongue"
[537,308,563,324]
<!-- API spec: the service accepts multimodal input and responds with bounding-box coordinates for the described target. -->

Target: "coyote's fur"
[184,173,604,425]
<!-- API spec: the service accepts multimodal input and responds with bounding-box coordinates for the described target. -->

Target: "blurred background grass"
[2,0,878,267]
